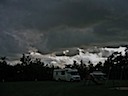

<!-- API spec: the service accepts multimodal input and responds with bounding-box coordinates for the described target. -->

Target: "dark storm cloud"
[1,0,128,29]
[0,0,110,30]
[0,0,128,56]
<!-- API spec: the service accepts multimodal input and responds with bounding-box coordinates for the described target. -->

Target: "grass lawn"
[0,81,128,96]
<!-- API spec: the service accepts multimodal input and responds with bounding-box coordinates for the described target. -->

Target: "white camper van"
[53,68,81,81]
[90,71,106,80]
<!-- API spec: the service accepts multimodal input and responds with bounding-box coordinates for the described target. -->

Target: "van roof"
[54,68,78,72]
[90,71,106,75]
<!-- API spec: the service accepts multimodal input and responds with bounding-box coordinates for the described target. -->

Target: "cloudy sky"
[0,0,128,56]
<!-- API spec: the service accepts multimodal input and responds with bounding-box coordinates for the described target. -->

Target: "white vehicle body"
[53,68,80,81]
[90,71,106,80]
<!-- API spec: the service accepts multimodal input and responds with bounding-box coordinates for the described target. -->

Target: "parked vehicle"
[53,68,81,81]
[90,71,106,80]
[89,71,106,85]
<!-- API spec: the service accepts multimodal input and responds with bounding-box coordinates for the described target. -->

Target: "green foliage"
[0,54,54,82]
[103,50,128,80]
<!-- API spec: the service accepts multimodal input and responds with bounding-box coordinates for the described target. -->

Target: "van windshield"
[69,71,79,75]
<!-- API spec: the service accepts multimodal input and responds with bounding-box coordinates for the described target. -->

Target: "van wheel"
[70,79,73,82]
[56,78,61,81]
[58,78,61,81]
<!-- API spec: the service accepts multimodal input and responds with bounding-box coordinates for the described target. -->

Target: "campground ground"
[0,81,128,96]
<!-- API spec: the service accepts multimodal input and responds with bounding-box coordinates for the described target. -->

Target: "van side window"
[61,71,65,75]
[56,72,58,75]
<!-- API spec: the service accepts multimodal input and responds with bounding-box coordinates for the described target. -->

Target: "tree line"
[0,54,54,82]
[0,50,128,82]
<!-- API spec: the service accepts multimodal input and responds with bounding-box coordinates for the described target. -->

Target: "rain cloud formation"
[0,0,128,56]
